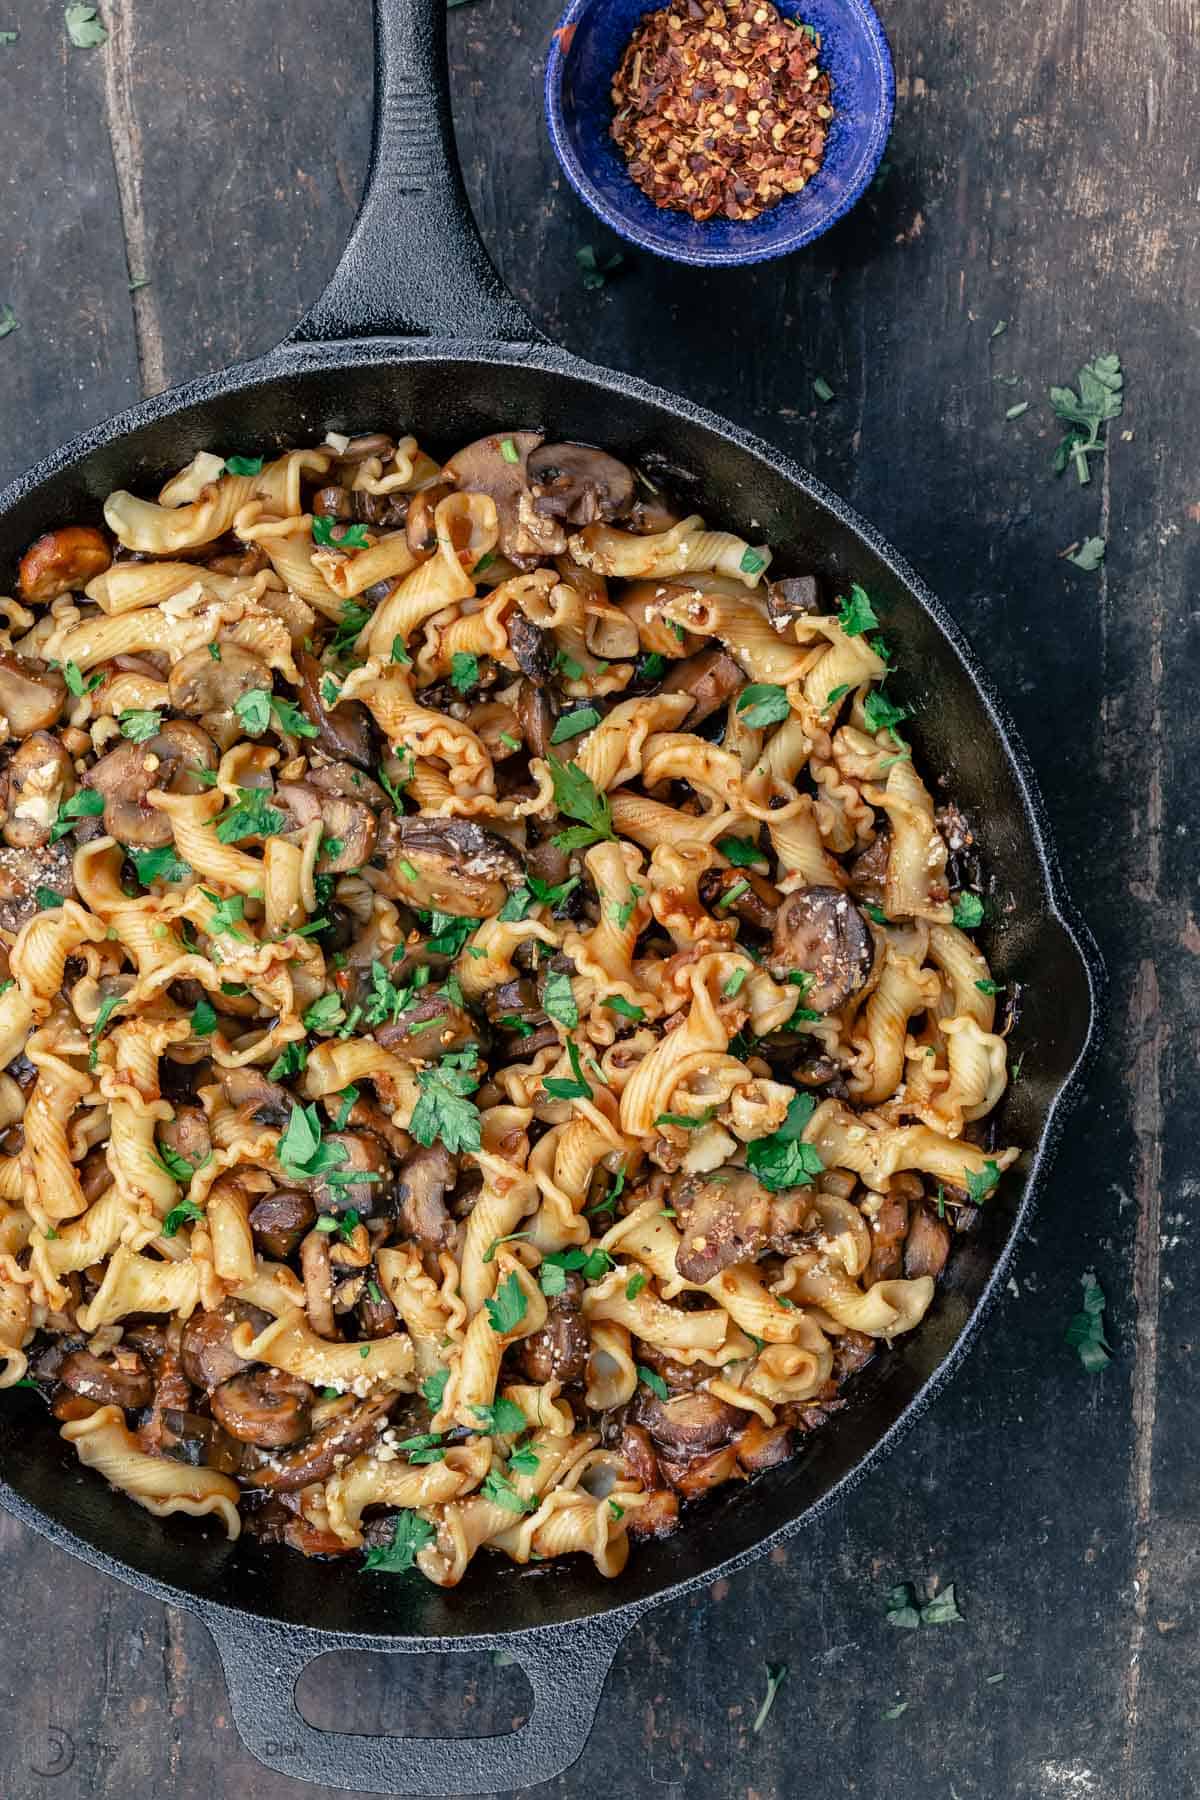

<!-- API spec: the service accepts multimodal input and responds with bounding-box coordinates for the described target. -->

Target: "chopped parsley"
[540,1246,614,1295]
[224,454,264,476]
[161,1196,205,1237]
[485,1271,527,1335]
[304,993,346,1033]
[550,707,601,743]
[636,1365,669,1402]
[409,1059,482,1154]
[736,684,790,729]
[886,1581,964,1628]
[1050,351,1123,485]
[128,845,191,886]
[361,1510,436,1573]
[62,660,103,697]
[745,1093,824,1192]
[1065,1271,1112,1373]
[118,708,163,744]
[190,998,217,1037]
[233,689,318,741]
[964,1158,1002,1205]
[50,787,105,843]
[542,968,579,1028]
[542,1039,592,1101]
[625,1271,647,1302]
[472,1397,526,1436]
[450,652,480,694]
[215,786,285,845]
[975,978,1003,997]
[836,584,880,637]
[603,994,644,1021]
[330,598,373,657]
[276,1102,349,1184]
[753,1663,789,1734]
[548,757,615,851]
[718,835,766,868]
[88,992,125,1069]
[313,514,370,550]
[421,1368,450,1412]
[481,1468,536,1514]
[952,893,985,929]
[740,546,767,577]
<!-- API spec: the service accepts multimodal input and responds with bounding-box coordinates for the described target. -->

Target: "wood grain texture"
[1,0,1196,1794]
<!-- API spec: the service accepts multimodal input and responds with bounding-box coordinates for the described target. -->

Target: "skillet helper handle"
[205,1607,631,1796]
[291,0,537,344]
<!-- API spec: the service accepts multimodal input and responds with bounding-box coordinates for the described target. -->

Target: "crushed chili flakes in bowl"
[610,0,834,224]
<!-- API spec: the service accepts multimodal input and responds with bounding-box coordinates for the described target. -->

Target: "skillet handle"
[203,1605,632,1796]
[291,0,538,344]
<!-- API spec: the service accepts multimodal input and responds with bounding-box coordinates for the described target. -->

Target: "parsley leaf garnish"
[450,652,479,694]
[224,454,264,476]
[603,994,644,1021]
[718,835,766,868]
[128,845,191,887]
[88,992,125,1069]
[952,893,985,929]
[485,1271,527,1335]
[745,1093,823,1192]
[409,1060,482,1154]
[736,684,790,729]
[50,787,105,843]
[542,1039,592,1101]
[548,757,615,850]
[361,1509,436,1573]
[637,1365,669,1401]
[542,968,579,1028]
[550,707,601,743]
[331,598,373,657]
[421,1368,449,1411]
[963,1158,1001,1205]
[1050,352,1123,485]
[1065,1271,1112,1373]
[215,785,285,845]
[313,514,370,550]
[836,584,880,637]
[161,1195,205,1237]
[190,997,217,1037]
[753,1663,789,1734]
[481,1468,536,1513]
[277,1102,348,1184]
[472,1397,526,1436]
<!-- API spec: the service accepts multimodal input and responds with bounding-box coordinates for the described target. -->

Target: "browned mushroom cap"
[765,575,821,630]
[18,526,111,602]
[374,988,476,1059]
[734,1418,794,1473]
[698,864,780,934]
[158,1409,244,1474]
[58,1348,152,1410]
[248,1188,317,1259]
[211,1369,314,1448]
[179,1301,271,1390]
[383,817,522,916]
[769,886,874,1012]
[0,654,68,739]
[219,1066,293,1127]
[673,1171,770,1282]
[509,613,554,682]
[904,1202,952,1280]
[660,647,745,726]
[167,642,273,716]
[253,1394,394,1492]
[405,481,454,556]
[157,1104,212,1175]
[2,732,74,850]
[295,651,375,768]
[635,1388,744,1456]
[82,720,218,847]
[274,784,377,873]
[393,1142,456,1249]
[307,758,387,808]
[515,680,554,761]
[310,1129,392,1217]
[517,1274,588,1385]
[442,431,545,564]
[526,443,635,526]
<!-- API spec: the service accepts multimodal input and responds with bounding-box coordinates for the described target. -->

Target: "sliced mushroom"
[168,641,272,717]
[405,481,453,556]
[516,679,554,759]
[248,1188,317,1259]
[768,886,874,1012]
[734,1418,794,1472]
[904,1202,952,1280]
[631,1341,709,1393]
[635,1388,744,1456]
[442,431,545,566]
[254,1394,394,1492]
[626,1488,680,1539]
[383,817,522,916]
[526,443,635,527]
[157,1105,212,1176]
[219,1066,292,1128]
[848,827,890,905]
[275,781,377,871]
[765,575,820,630]
[310,1130,392,1217]
[517,1278,589,1385]
[211,1369,314,1448]
[374,989,476,1059]
[618,1421,661,1493]
[2,732,74,849]
[179,1301,271,1391]
[864,1189,909,1285]
[699,865,781,933]
[832,1328,875,1381]
[157,1409,243,1474]
[660,647,745,726]
[83,721,218,847]
[673,1172,771,1283]
[482,976,544,1029]
[0,654,68,740]
[394,1142,456,1250]
[18,526,111,602]
[58,1348,152,1410]
[509,612,554,681]
[301,1228,337,1339]
[307,758,387,808]
[295,650,375,767]
[357,1280,398,1339]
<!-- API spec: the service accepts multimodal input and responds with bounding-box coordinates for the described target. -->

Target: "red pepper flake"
[610,0,834,223]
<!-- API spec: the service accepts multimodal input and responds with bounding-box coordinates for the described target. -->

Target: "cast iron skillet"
[0,1,1102,1791]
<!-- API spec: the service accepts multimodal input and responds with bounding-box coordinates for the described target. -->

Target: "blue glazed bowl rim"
[544,0,895,268]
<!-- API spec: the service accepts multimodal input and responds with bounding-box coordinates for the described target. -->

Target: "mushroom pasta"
[0,429,1018,1584]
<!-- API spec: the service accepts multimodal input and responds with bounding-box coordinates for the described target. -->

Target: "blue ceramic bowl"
[545,0,894,267]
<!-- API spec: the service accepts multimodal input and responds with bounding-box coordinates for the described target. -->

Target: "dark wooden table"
[1,1,1191,1795]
